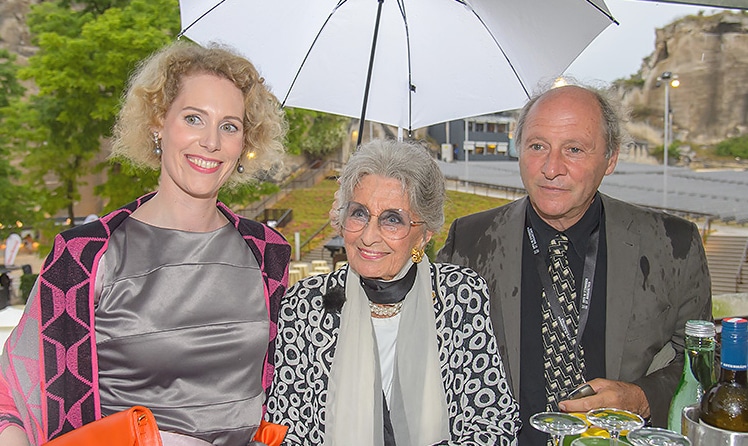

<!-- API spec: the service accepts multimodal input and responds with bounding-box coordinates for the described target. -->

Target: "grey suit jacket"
[436,193,712,427]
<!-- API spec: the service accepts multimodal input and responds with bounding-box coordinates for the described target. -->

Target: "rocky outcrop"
[0,0,37,61]
[616,11,748,147]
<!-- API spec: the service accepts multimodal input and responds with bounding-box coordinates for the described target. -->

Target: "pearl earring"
[152,132,162,156]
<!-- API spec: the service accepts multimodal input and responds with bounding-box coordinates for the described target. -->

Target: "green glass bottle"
[667,320,716,434]
[700,317,748,432]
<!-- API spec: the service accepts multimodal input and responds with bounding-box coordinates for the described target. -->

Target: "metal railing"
[258,208,293,229]
[237,159,342,219]
[737,238,748,292]
[444,176,527,201]
[298,221,334,260]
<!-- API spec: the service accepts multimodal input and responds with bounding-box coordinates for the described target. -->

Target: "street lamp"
[656,71,679,208]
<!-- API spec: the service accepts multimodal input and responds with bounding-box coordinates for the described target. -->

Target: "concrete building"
[428,112,516,162]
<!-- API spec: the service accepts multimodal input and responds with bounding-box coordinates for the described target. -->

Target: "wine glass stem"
[609,431,620,446]
[552,434,562,446]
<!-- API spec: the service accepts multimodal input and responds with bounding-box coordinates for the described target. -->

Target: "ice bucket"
[682,404,748,445]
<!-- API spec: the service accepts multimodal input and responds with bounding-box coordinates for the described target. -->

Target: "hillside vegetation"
[272,177,510,260]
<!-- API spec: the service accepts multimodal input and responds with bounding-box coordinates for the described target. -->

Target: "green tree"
[715,135,748,159]
[1,0,180,230]
[650,141,682,164]
[0,50,35,238]
[285,108,348,159]
[0,49,24,108]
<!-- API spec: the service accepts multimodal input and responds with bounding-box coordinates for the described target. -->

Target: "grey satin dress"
[94,218,268,446]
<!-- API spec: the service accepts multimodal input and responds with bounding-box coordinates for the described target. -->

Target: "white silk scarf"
[324,258,450,446]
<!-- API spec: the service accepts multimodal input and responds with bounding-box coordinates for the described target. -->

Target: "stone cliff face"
[0,0,37,61]
[617,11,748,147]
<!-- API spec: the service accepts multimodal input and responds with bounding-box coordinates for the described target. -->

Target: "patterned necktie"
[542,233,586,410]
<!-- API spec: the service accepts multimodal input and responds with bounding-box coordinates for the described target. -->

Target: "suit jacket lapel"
[602,195,640,380]
[494,198,527,397]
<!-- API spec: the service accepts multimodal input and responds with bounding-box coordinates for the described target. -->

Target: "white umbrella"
[179,0,617,142]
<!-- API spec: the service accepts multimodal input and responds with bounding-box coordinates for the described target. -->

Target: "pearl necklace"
[368,301,403,318]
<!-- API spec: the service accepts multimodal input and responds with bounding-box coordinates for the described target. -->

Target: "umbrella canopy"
[179,0,616,135]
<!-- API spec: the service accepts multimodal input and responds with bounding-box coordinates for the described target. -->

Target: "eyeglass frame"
[339,201,426,240]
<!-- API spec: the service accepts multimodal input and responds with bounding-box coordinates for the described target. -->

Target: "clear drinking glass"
[586,408,645,444]
[627,427,692,446]
[571,437,616,446]
[530,412,589,446]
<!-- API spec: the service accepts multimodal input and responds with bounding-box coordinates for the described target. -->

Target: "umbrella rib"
[177,0,228,39]
[465,5,531,100]
[584,0,620,25]
[281,0,348,107]
[397,0,413,138]
[357,0,385,146]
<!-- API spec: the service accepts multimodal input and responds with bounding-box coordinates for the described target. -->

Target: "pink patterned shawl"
[0,193,290,444]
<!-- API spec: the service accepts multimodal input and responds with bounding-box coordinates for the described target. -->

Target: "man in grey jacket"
[437,83,711,445]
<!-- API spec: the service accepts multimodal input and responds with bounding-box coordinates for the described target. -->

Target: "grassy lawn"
[271,176,511,259]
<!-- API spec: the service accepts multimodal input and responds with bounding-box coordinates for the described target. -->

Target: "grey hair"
[514,79,627,159]
[336,139,445,234]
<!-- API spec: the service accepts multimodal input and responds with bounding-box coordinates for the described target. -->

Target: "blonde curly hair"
[110,40,287,186]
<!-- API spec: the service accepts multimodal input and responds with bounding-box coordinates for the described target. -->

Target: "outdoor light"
[552,77,568,88]
[656,71,679,208]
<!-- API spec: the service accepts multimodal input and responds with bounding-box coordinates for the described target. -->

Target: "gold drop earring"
[411,246,425,263]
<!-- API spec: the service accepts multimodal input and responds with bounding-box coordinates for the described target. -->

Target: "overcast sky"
[565,0,730,83]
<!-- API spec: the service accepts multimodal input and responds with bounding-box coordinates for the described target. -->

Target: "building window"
[470,122,485,132]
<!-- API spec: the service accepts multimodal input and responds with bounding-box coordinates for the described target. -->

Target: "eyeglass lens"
[341,202,413,240]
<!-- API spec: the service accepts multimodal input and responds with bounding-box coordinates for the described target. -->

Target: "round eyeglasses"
[340,201,425,240]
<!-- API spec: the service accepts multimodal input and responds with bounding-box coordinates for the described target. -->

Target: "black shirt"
[518,194,608,445]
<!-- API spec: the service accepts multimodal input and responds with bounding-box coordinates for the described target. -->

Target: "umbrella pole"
[357,0,384,147]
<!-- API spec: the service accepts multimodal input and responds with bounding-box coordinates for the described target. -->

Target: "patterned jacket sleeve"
[264,272,340,444]
[433,263,520,446]
[0,277,43,444]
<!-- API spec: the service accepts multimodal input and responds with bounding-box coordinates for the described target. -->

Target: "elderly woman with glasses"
[265,139,519,445]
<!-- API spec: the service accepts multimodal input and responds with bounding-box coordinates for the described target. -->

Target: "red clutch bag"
[253,419,288,446]
[42,406,162,446]
[41,406,287,446]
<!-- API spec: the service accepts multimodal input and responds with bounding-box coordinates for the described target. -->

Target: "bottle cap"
[720,317,748,371]
[685,320,716,338]
[721,317,748,336]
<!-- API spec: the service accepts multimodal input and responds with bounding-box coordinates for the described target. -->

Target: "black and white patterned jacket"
[266,263,520,445]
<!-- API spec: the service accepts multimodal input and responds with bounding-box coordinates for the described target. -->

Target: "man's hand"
[557,378,651,419]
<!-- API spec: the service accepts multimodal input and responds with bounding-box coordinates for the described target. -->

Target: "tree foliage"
[2,0,345,240]
[284,108,348,159]
[715,135,748,159]
[650,141,682,164]
[0,50,24,108]
[1,0,180,229]
[0,50,35,238]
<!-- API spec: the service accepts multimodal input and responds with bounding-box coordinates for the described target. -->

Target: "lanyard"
[526,225,600,352]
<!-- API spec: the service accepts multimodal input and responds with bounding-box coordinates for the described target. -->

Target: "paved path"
[439,161,748,224]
